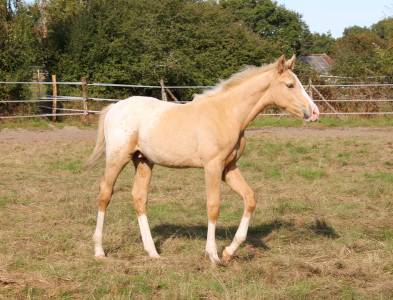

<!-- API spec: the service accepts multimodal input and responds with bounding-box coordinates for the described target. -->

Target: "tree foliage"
[307,32,335,55]
[332,19,393,77]
[1,0,393,103]
[221,0,313,55]
[0,1,41,100]
[1,0,323,92]
[46,0,277,86]
[332,27,384,76]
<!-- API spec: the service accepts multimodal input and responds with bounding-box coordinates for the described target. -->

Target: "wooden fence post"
[51,74,57,122]
[81,77,88,122]
[37,69,41,101]
[165,87,179,102]
[311,84,343,120]
[160,79,167,101]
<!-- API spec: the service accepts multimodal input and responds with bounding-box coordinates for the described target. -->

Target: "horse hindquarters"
[93,102,140,257]
[93,98,164,258]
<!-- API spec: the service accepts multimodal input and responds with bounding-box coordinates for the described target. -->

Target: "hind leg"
[93,152,131,257]
[132,154,159,258]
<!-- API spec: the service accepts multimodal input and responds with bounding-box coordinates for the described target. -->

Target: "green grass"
[0,118,53,129]
[365,171,393,183]
[52,159,83,174]
[250,116,393,128]
[296,168,327,180]
[1,115,393,131]
[1,127,393,299]
[0,196,10,208]
[273,201,313,215]
[287,280,313,299]
[0,116,97,129]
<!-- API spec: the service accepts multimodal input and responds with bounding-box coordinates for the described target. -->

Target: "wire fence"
[1,78,393,119]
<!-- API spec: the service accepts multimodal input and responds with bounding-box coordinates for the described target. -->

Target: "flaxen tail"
[84,105,113,170]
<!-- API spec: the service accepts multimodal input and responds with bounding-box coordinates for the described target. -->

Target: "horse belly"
[138,132,203,168]
[138,110,203,168]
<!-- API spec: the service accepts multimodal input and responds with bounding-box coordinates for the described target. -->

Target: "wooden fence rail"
[1,79,393,120]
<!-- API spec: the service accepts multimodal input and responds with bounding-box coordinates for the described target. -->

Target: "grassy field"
[249,116,393,128]
[0,125,393,299]
[1,115,393,130]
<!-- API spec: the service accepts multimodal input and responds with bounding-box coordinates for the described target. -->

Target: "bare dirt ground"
[1,125,392,145]
[1,126,392,299]
[0,126,96,145]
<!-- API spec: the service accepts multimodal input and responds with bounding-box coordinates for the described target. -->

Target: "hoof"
[94,248,106,258]
[205,251,221,265]
[95,254,106,259]
[149,252,161,259]
[222,248,232,265]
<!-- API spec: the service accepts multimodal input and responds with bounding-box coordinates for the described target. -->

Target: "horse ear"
[286,54,296,70]
[277,55,286,74]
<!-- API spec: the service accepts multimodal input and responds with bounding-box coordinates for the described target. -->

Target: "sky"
[276,0,393,37]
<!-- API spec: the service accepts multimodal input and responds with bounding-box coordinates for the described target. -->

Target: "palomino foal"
[87,55,319,264]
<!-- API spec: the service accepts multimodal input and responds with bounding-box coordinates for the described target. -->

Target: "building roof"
[298,54,333,74]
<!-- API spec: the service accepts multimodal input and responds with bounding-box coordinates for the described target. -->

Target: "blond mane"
[194,61,278,100]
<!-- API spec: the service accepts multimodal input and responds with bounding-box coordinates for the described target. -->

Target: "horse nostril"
[302,109,310,120]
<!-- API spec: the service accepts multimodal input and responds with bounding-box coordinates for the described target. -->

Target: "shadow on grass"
[152,219,287,252]
[152,218,339,253]
[307,219,340,238]
[104,218,339,256]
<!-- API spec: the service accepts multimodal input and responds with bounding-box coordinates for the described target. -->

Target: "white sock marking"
[137,214,159,258]
[93,211,105,257]
[206,220,220,263]
[225,215,250,256]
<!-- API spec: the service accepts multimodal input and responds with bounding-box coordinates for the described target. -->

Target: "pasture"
[1,124,393,299]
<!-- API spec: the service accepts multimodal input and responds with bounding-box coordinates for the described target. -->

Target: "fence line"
[0,99,83,103]
[259,112,393,116]
[313,84,393,88]
[1,79,393,119]
[0,81,83,86]
[313,99,393,103]
[88,97,119,102]
[3,80,393,89]
[1,99,86,103]
[38,105,100,113]
[0,95,189,103]
[0,113,86,119]
[2,110,393,120]
[3,96,393,104]
[320,75,393,79]
[87,83,214,89]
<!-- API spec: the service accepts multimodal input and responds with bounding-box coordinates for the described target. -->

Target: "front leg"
[222,164,256,264]
[204,159,224,265]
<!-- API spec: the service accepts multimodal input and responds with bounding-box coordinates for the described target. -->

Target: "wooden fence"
[1,76,393,120]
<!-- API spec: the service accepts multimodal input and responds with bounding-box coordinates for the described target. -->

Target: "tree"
[0,1,42,102]
[307,32,335,55]
[332,26,385,76]
[44,0,277,99]
[372,18,393,40]
[220,0,312,55]
[372,18,393,75]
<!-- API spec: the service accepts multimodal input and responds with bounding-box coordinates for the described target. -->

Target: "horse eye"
[286,83,294,89]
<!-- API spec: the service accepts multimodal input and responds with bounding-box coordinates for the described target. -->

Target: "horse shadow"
[151,218,339,254]
[152,219,285,252]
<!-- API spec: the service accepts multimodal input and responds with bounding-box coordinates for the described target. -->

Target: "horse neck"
[221,71,274,131]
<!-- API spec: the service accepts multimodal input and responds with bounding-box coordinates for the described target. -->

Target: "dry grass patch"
[0,126,392,299]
